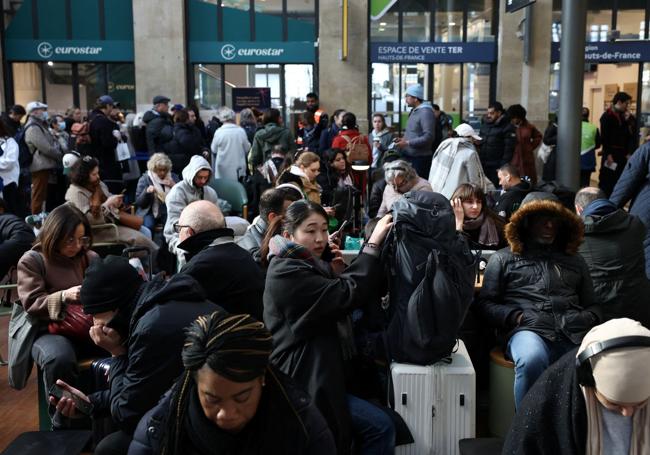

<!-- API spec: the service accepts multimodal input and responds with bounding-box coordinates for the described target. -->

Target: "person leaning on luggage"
[476,192,601,409]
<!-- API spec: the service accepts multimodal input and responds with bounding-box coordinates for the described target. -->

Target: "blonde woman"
[288,151,322,204]
[135,153,179,231]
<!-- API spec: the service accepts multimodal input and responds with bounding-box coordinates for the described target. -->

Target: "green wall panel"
[189,0,217,42]
[223,7,250,41]
[104,0,134,40]
[287,18,314,41]
[6,0,34,39]
[71,0,100,40]
[255,12,282,41]
[37,0,67,39]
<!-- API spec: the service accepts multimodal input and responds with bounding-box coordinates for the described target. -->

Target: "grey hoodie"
[163,155,225,253]
[403,102,436,158]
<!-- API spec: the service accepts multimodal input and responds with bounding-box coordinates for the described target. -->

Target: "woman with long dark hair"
[317,148,356,222]
[451,183,506,250]
[261,200,396,454]
[17,204,98,418]
[129,310,336,454]
[0,119,23,216]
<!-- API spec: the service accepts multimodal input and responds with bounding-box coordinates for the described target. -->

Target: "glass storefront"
[369,0,497,132]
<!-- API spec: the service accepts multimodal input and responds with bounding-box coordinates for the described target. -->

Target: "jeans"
[347,394,395,455]
[507,330,575,408]
[143,213,156,232]
[139,225,152,240]
[31,334,80,417]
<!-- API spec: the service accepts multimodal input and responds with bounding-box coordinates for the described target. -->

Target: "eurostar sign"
[189,41,315,63]
[6,39,133,62]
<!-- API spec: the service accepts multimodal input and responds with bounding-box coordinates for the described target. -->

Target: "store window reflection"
[43,63,73,114]
[463,63,490,128]
[13,62,42,108]
[617,0,646,40]
[402,0,430,42]
[467,0,493,42]
[433,64,461,127]
[370,3,398,42]
[371,63,399,127]
[195,64,223,110]
[435,0,464,42]
[640,63,650,141]
[285,64,313,122]
[78,64,107,112]
[107,64,135,112]
[586,9,612,41]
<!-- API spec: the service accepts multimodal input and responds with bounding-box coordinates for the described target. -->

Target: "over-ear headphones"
[575,336,650,387]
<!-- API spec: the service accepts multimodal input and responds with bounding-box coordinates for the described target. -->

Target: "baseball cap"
[26,101,48,114]
[153,95,171,105]
[98,95,115,105]
[171,103,184,112]
[455,123,482,141]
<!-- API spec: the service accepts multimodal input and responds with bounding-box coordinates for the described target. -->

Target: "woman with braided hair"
[128,310,335,455]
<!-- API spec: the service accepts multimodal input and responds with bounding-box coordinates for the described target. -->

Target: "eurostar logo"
[221,44,236,61]
[37,41,53,59]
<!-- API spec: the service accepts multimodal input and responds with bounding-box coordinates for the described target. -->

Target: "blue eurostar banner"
[551,41,650,63]
[5,39,133,62]
[189,41,315,63]
[370,42,497,63]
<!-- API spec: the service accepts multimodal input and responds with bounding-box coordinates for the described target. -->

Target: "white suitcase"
[391,340,476,455]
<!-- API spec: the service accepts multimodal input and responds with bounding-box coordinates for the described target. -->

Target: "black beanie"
[81,255,144,315]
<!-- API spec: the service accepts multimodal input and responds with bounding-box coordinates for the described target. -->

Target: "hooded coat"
[478,114,516,169]
[143,110,173,155]
[263,252,382,453]
[88,273,218,434]
[493,180,532,220]
[88,108,122,180]
[476,199,600,347]
[248,123,296,169]
[164,122,206,176]
[178,228,265,321]
[0,213,34,278]
[163,156,220,253]
[579,209,650,328]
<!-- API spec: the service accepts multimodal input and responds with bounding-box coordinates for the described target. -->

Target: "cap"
[98,95,115,105]
[153,95,171,105]
[405,84,424,100]
[26,101,48,114]
[455,123,482,141]
[62,152,80,171]
[171,103,184,112]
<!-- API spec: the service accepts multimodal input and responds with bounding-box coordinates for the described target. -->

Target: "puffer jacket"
[477,199,600,346]
[579,208,650,327]
[248,123,296,169]
[0,213,34,278]
[478,114,516,168]
[143,110,173,155]
[25,117,62,172]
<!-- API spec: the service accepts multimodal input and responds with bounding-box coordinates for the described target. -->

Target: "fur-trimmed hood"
[505,199,584,255]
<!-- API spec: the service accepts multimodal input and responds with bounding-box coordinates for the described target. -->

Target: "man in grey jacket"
[24,101,62,214]
[395,84,436,178]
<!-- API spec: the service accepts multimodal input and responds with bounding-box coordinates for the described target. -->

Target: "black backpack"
[15,124,38,171]
[382,191,477,365]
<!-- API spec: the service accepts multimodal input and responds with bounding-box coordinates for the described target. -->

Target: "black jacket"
[1,113,21,137]
[478,114,516,168]
[477,199,600,347]
[143,110,173,155]
[579,209,650,327]
[89,109,122,181]
[128,366,336,455]
[493,180,532,220]
[0,213,35,278]
[179,229,265,321]
[264,252,381,453]
[164,122,206,176]
[236,218,267,266]
[503,348,587,455]
[88,273,218,434]
[610,142,650,279]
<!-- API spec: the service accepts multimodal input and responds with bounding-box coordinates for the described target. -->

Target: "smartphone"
[334,219,350,238]
[48,384,94,416]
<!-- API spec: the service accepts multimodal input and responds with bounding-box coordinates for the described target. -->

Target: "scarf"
[582,199,618,218]
[148,170,174,219]
[463,212,500,247]
[267,235,357,360]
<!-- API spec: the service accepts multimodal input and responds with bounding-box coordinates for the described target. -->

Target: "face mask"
[38,111,49,121]
[58,121,66,131]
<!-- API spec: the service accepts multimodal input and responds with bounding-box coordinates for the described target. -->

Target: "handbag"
[342,135,369,163]
[115,140,130,162]
[8,301,40,390]
[118,210,144,231]
[48,303,93,342]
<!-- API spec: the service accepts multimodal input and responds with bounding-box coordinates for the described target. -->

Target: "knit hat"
[81,255,144,315]
[405,84,424,100]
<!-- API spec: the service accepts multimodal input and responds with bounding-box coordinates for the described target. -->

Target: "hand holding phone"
[49,380,93,417]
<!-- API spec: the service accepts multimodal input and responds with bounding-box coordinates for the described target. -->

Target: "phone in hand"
[334,219,350,239]
[48,384,94,416]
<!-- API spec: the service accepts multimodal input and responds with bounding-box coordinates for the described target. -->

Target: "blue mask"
[40,111,49,121]
[58,121,66,131]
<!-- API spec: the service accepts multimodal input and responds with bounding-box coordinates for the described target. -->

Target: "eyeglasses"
[65,236,90,247]
[173,223,191,234]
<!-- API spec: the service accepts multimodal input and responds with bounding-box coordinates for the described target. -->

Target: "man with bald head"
[177,200,264,319]
[575,187,650,327]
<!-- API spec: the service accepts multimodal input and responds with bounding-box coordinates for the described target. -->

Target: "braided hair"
[161,311,273,455]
